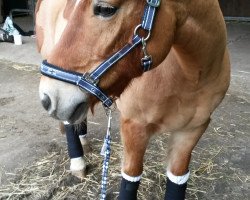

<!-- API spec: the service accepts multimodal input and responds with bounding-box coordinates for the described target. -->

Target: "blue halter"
[40,0,161,108]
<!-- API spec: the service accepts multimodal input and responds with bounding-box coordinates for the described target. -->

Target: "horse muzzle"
[39,76,89,124]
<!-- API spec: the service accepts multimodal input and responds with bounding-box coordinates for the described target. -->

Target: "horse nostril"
[41,94,51,111]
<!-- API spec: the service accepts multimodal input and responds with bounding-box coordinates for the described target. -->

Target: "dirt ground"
[0,22,249,200]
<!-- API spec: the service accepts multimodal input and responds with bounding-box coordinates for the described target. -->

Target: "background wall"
[1,0,28,21]
[219,0,250,17]
[0,0,3,22]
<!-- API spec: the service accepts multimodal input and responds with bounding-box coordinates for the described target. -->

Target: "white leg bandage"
[70,157,86,171]
[167,170,190,185]
[122,171,142,182]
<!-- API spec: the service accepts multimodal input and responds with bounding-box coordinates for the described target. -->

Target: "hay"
[0,132,243,200]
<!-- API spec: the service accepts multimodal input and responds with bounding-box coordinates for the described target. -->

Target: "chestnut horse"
[36,0,230,199]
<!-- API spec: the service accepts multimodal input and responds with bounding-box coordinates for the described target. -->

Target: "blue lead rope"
[100,109,112,200]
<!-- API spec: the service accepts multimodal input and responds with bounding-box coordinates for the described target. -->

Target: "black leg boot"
[65,125,83,158]
[164,177,187,200]
[118,178,140,200]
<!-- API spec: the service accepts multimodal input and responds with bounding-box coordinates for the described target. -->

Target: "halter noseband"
[40,0,161,108]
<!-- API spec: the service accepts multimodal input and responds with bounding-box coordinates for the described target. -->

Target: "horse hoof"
[70,157,87,180]
[71,168,87,180]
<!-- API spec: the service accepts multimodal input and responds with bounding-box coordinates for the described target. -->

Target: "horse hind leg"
[77,119,92,153]
[119,118,152,200]
[164,120,210,200]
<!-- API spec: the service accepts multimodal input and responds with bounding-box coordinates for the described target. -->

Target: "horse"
[35,0,230,199]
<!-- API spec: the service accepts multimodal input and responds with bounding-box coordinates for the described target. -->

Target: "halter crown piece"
[40,0,161,108]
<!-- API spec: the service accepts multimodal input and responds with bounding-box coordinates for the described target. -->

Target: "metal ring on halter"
[134,24,151,41]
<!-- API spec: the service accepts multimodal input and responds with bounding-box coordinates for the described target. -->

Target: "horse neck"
[158,0,227,83]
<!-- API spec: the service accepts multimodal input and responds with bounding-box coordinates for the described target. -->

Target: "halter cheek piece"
[40,0,161,108]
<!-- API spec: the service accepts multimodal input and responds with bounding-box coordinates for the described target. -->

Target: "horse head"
[36,0,175,124]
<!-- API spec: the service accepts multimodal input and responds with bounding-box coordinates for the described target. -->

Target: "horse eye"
[94,5,117,17]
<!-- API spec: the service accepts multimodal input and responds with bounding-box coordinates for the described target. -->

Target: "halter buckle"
[83,73,99,85]
[147,0,161,7]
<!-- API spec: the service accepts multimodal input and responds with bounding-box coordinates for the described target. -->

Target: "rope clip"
[141,38,152,71]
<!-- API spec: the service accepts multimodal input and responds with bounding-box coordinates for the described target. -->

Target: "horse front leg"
[165,120,210,200]
[119,118,152,200]
[60,120,91,179]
